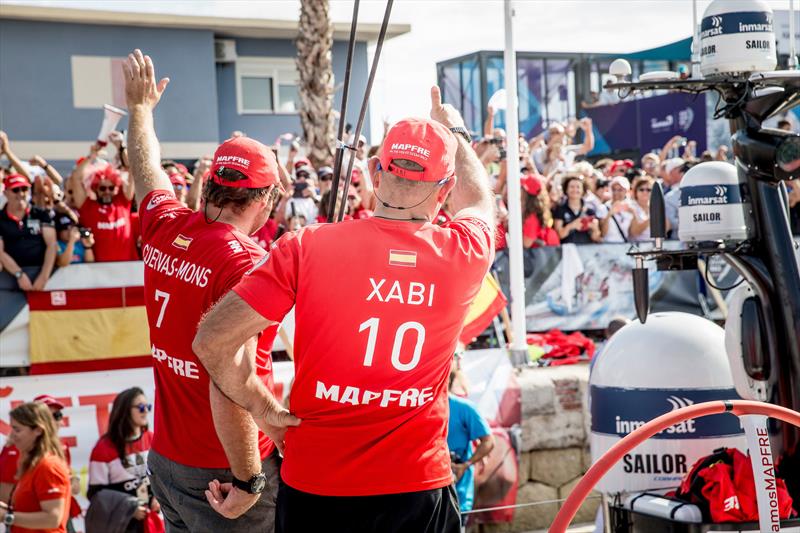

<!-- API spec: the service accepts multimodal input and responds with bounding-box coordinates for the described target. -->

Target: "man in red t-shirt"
[122,49,292,531]
[72,163,137,262]
[194,87,495,532]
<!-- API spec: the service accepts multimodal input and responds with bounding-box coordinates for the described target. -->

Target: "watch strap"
[449,127,472,144]
[231,473,265,494]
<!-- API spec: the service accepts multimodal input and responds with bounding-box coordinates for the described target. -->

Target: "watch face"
[252,475,266,493]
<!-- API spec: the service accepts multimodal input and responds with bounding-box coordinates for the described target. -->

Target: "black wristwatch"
[449,127,472,144]
[3,510,14,526]
[232,472,267,494]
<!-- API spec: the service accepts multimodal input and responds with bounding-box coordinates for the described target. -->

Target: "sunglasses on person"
[134,403,152,413]
[319,175,333,182]
[173,184,185,191]
[10,187,30,194]
[97,185,115,192]
[52,410,64,422]
[637,187,653,193]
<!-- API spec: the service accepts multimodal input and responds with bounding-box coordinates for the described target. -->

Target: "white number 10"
[358,317,426,371]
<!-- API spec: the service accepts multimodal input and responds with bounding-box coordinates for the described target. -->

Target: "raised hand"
[430,86,465,130]
[123,49,170,111]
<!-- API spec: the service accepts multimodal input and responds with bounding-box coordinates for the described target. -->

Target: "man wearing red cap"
[0,173,57,291]
[123,49,292,531]
[194,86,494,532]
[71,163,137,262]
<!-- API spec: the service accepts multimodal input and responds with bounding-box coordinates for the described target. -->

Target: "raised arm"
[30,156,64,187]
[0,131,31,181]
[430,86,494,223]
[575,118,595,156]
[123,49,173,205]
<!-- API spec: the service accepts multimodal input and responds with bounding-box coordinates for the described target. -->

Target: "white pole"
[691,0,703,78]
[790,0,798,70]
[503,0,527,366]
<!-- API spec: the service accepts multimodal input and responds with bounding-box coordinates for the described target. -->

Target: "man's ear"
[368,156,382,189]
[436,176,457,203]
[367,156,381,177]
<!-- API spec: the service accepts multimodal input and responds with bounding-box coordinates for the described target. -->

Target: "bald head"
[368,157,455,220]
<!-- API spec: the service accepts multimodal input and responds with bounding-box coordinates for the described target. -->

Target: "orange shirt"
[11,454,70,533]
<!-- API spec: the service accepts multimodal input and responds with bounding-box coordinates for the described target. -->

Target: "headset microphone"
[372,162,450,211]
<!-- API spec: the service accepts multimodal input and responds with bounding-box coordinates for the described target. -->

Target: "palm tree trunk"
[297,0,335,168]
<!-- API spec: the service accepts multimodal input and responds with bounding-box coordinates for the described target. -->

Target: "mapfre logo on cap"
[215,155,251,169]
[390,143,431,160]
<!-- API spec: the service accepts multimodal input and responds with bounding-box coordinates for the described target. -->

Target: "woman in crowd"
[87,387,157,532]
[0,402,71,532]
[628,175,667,242]
[553,175,601,244]
[521,176,559,248]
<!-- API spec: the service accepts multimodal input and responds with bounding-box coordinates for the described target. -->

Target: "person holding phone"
[284,166,319,223]
[55,214,95,265]
[553,175,601,244]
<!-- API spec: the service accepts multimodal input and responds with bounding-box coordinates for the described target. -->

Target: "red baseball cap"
[521,175,543,196]
[4,174,30,189]
[34,394,65,410]
[609,159,634,175]
[210,137,281,189]
[294,158,311,170]
[169,173,187,187]
[379,118,457,182]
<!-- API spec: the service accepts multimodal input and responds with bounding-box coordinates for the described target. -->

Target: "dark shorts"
[147,449,280,533]
[275,482,461,533]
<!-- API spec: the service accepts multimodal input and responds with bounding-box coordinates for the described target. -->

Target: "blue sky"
[5,0,796,138]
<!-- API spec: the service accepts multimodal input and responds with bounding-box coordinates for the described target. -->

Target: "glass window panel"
[242,76,273,111]
[544,59,572,127]
[278,84,299,112]
[517,58,545,137]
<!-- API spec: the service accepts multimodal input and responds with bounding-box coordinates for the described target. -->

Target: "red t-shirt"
[233,215,494,496]
[0,444,19,483]
[78,194,137,261]
[139,190,277,468]
[522,214,560,247]
[251,218,279,249]
[11,454,71,533]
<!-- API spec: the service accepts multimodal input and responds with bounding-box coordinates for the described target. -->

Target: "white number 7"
[154,289,171,328]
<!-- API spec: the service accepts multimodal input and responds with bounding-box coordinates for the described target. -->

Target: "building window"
[236,57,300,114]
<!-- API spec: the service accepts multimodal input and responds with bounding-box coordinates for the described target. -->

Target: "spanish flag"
[459,273,508,345]
[27,288,151,374]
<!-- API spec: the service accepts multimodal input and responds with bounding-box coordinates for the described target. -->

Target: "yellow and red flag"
[459,273,507,345]
[27,287,150,374]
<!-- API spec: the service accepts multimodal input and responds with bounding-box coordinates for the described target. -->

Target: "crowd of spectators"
[1,110,798,292]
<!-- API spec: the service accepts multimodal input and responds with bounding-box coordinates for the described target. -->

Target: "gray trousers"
[147,449,280,533]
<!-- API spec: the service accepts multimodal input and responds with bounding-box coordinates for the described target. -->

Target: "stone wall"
[479,364,600,532]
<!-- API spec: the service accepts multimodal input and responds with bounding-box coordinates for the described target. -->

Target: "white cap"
[610,176,630,190]
[665,158,685,174]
